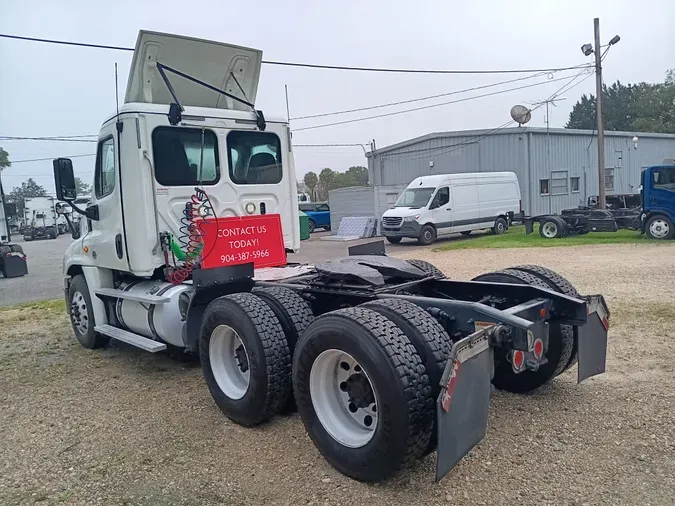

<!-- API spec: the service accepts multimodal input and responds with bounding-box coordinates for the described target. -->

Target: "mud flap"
[577,295,609,383]
[435,330,492,482]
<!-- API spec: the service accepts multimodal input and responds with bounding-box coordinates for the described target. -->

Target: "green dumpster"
[299,211,310,241]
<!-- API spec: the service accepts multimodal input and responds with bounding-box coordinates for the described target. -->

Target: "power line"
[294,143,368,147]
[290,71,560,120]
[292,74,579,132]
[0,33,592,75]
[0,136,97,142]
[9,154,96,164]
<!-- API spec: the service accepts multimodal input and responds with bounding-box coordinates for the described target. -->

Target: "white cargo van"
[381,172,521,245]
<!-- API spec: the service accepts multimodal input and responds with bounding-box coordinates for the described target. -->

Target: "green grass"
[0,299,65,313]
[435,225,668,251]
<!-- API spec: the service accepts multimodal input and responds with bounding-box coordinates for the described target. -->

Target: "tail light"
[519,199,523,214]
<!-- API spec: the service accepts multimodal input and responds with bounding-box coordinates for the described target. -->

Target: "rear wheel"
[200,293,292,427]
[645,215,674,240]
[510,265,581,373]
[417,225,436,246]
[471,268,574,393]
[539,217,565,238]
[68,275,108,349]
[492,217,507,235]
[361,299,451,455]
[406,258,446,279]
[386,236,402,244]
[293,307,432,482]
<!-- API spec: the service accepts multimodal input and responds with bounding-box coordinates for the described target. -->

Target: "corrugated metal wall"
[328,186,375,231]
[368,128,675,216]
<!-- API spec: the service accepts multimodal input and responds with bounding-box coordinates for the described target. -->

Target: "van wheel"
[386,237,402,244]
[418,225,436,245]
[492,217,507,235]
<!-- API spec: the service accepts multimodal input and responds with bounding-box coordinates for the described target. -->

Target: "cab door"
[430,186,453,236]
[647,166,675,218]
[84,128,129,271]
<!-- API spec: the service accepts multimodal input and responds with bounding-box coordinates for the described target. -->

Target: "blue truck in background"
[525,163,675,240]
[299,202,331,233]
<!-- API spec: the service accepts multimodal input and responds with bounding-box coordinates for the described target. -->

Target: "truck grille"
[382,217,403,228]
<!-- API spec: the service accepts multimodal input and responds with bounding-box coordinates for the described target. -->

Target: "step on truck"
[525,163,675,240]
[53,30,610,483]
[0,177,28,278]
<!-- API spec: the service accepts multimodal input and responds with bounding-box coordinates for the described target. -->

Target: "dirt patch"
[1,244,674,505]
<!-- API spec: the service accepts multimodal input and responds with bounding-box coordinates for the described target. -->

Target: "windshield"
[395,188,435,208]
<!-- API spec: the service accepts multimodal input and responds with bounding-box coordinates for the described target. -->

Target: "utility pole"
[594,17,606,209]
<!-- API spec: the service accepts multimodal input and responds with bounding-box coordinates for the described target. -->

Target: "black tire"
[406,258,447,279]
[293,307,432,482]
[308,219,316,234]
[386,236,402,244]
[361,299,451,456]
[539,217,565,239]
[511,265,581,373]
[23,235,32,242]
[471,269,574,393]
[0,245,10,256]
[200,293,292,427]
[9,245,24,254]
[492,217,508,235]
[417,224,436,245]
[253,286,315,413]
[67,274,109,349]
[460,230,472,236]
[645,214,674,240]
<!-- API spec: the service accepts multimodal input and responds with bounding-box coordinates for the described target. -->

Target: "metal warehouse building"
[328,127,675,231]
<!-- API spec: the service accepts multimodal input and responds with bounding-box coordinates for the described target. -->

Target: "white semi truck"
[54,30,610,483]
[23,196,60,240]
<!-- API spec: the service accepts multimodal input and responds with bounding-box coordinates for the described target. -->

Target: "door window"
[95,137,116,198]
[152,127,219,186]
[227,131,282,185]
[432,187,449,208]
[653,167,675,191]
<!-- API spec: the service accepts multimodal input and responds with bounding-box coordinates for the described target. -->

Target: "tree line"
[302,166,368,202]
[566,69,674,133]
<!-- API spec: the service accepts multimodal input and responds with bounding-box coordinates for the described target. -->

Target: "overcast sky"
[1,0,673,194]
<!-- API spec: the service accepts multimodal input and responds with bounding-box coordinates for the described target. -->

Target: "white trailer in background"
[23,196,59,240]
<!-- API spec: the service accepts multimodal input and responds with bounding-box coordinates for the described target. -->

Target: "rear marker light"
[512,350,525,371]
[533,338,544,359]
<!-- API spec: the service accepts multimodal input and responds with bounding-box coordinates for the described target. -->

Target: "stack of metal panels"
[321,216,378,241]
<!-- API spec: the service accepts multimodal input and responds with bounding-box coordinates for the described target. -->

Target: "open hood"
[125,30,262,111]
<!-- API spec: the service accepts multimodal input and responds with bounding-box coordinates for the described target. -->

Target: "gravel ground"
[1,243,674,505]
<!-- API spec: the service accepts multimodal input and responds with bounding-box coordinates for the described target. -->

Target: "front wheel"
[386,236,402,244]
[417,224,436,245]
[293,307,433,482]
[68,275,108,349]
[645,215,674,240]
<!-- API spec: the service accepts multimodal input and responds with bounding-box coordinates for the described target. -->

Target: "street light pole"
[594,17,606,209]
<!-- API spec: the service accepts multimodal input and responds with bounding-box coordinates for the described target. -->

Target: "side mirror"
[53,158,77,201]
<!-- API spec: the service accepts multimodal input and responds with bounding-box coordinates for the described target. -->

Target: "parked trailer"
[52,29,610,483]
[526,164,675,240]
[23,196,60,241]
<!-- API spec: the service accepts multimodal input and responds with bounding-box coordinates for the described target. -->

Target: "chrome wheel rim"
[70,291,89,335]
[649,219,670,239]
[310,349,379,448]
[209,325,250,400]
[541,222,558,238]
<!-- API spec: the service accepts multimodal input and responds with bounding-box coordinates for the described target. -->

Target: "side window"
[653,168,675,190]
[436,187,450,207]
[228,131,282,185]
[316,204,330,212]
[95,137,116,199]
[152,127,219,186]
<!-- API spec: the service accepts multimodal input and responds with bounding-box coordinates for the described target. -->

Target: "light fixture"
[609,35,621,45]
[632,136,639,149]
[581,43,594,56]
[245,202,256,214]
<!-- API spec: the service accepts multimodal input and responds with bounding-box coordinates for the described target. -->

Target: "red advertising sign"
[199,214,287,270]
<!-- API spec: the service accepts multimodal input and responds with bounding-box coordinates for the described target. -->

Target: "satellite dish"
[510,105,532,125]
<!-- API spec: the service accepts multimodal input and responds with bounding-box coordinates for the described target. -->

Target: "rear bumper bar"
[435,294,609,482]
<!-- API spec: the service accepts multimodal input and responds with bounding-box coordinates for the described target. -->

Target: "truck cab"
[640,164,675,240]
